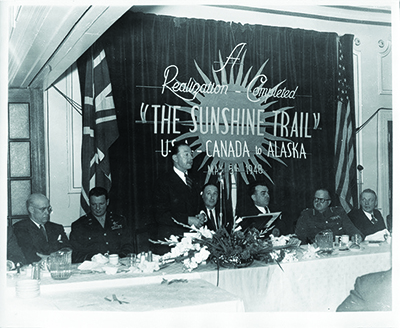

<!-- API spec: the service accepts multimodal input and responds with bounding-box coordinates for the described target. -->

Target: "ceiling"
[8,5,131,90]
[8,4,392,91]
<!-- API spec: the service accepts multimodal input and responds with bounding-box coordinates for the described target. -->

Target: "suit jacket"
[347,208,386,237]
[337,269,392,312]
[13,219,71,264]
[7,225,27,265]
[154,169,201,241]
[201,205,222,231]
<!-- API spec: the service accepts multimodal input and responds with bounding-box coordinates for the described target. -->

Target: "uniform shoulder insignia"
[301,208,313,215]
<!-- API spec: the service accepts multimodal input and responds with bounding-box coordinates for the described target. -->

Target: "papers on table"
[365,229,390,242]
[239,212,281,231]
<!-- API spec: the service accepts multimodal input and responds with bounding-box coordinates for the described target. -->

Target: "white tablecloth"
[198,242,391,311]
[6,278,244,312]
[4,241,391,324]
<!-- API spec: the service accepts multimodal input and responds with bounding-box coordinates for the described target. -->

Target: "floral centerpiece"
[150,217,300,272]
[195,219,300,269]
[150,224,213,272]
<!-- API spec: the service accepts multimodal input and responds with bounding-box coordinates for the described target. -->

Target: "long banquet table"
[199,242,391,312]
[4,241,392,322]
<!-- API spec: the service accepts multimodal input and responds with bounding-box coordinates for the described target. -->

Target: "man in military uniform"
[295,188,362,244]
[70,187,134,263]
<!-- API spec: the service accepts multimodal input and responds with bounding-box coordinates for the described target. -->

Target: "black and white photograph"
[0,1,398,327]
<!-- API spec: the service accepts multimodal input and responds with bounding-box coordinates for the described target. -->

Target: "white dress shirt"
[173,166,187,184]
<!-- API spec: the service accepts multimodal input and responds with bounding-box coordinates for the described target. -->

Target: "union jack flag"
[80,45,119,214]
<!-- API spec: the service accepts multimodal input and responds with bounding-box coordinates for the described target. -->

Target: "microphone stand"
[218,169,224,230]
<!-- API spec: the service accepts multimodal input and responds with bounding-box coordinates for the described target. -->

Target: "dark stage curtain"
[77,11,355,251]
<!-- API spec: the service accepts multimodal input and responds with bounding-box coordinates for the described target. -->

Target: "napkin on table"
[365,229,389,242]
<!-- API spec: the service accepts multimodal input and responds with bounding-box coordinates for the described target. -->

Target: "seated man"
[13,193,71,264]
[236,181,285,236]
[70,187,134,263]
[348,189,387,238]
[295,188,362,244]
[337,269,392,312]
[199,182,225,231]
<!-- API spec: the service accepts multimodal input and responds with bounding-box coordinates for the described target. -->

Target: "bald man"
[13,193,70,264]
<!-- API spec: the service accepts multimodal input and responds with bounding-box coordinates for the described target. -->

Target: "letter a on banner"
[80,44,119,215]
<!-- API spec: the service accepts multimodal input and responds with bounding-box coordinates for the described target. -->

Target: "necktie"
[40,224,48,242]
[185,173,193,188]
[371,213,378,224]
[209,209,217,230]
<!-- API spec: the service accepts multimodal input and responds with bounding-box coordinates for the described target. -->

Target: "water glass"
[352,234,362,245]
[32,262,41,280]
[127,253,136,267]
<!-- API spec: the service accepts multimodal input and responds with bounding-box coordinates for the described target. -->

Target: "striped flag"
[334,39,356,213]
[80,45,119,214]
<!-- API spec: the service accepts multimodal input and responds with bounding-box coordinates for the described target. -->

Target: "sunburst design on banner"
[174,49,291,187]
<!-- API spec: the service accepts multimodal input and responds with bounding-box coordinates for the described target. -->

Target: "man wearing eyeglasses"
[13,193,71,264]
[295,188,362,244]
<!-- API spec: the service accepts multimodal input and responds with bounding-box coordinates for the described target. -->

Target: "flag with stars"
[80,45,119,214]
[334,37,357,213]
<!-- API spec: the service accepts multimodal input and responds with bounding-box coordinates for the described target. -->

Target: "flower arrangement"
[150,217,300,272]
[150,225,213,272]
[196,220,300,268]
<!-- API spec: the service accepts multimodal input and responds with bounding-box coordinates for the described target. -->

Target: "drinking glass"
[352,233,362,245]
[127,253,136,267]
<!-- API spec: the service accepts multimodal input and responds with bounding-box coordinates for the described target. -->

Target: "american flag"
[80,45,119,214]
[334,39,356,213]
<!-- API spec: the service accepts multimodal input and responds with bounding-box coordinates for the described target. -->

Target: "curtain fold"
[78,11,355,251]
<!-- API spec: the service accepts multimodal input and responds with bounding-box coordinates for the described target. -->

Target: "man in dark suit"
[153,142,203,253]
[199,183,223,231]
[348,189,387,238]
[337,269,392,311]
[236,181,283,236]
[7,224,26,266]
[13,193,70,264]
